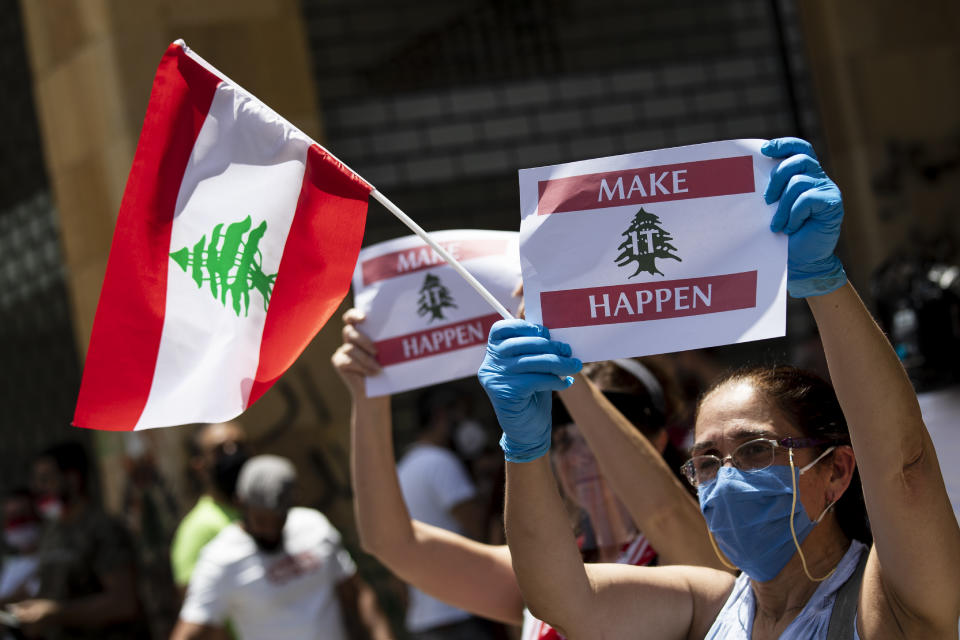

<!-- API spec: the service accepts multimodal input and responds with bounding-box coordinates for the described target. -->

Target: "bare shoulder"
[680,566,738,640]
[568,564,735,640]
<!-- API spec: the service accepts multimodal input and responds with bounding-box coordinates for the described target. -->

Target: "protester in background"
[396,385,491,640]
[8,442,146,639]
[120,433,181,640]
[170,421,249,597]
[0,489,42,606]
[454,421,510,547]
[871,251,960,392]
[485,138,960,638]
[171,455,394,640]
[332,310,724,639]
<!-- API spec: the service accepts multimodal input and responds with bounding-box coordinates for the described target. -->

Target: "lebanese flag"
[73,40,371,430]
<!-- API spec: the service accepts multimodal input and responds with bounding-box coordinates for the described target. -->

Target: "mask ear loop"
[706,528,738,571]
[788,448,836,582]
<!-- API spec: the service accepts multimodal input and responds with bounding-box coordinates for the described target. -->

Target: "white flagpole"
[178,42,514,320]
[370,190,515,320]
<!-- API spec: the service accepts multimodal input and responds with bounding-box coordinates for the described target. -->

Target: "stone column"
[798,0,960,290]
[18,0,355,533]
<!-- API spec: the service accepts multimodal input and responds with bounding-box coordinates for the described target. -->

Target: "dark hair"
[4,487,35,505]
[187,421,246,459]
[3,487,38,523]
[556,358,690,490]
[700,366,872,544]
[188,423,217,458]
[583,359,676,438]
[416,385,460,431]
[37,442,90,481]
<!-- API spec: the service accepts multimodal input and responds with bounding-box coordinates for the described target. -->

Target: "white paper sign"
[518,139,786,362]
[352,230,520,396]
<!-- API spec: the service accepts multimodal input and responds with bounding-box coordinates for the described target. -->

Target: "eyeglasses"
[680,436,844,487]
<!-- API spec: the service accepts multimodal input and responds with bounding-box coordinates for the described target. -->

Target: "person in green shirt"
[170,421,249,595]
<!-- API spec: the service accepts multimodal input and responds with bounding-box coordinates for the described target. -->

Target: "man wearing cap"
[170,455,394,640]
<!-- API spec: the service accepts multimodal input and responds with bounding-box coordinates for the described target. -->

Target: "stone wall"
[799,0,960,288]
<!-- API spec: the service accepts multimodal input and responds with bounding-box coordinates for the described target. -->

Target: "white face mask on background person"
[453,419,488,460]
[36,495,64,522]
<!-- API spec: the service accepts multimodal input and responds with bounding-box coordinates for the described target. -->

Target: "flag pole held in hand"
[369,190,515,321]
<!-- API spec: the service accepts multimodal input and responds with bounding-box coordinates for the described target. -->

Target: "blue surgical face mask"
[697,448,835,582]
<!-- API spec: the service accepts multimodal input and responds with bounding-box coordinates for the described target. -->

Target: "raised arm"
[763,138,960,635]
[332,309,524,626]
[505,455,730,639]
[482,320,733,638]
[558,375,727,569]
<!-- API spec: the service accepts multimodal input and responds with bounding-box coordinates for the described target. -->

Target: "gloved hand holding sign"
[478,320,582,462]
[762,137,847,298]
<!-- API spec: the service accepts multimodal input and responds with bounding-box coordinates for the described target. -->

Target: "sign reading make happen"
[352,230,520,397]
[518,139,786,362]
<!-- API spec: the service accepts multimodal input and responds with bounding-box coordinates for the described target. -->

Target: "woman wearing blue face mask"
[481,138,960,639]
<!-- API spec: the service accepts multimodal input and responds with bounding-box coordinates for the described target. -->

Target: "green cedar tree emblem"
[169,215,277,317]
[615,207,681,277]
[417,273,457,322]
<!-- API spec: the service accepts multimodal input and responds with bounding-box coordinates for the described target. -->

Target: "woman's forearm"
[505,458,595,633]
[350,394,416,555]
[558,376,726,570]
[55,583,139,628]
[349,393,525,625]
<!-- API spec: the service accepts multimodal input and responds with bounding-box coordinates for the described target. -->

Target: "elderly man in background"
[171,455,394,640]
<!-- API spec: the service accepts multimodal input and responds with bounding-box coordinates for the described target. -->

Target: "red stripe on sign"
[540,271,757,328]
[246,144,372,408]
[361,236,510,286]
[73,42,221,430]
[537,156,754,214]
[376,314,501,366]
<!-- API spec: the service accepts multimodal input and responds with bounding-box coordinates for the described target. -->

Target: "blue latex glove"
[478,320,583,463]
[762,137,847,298]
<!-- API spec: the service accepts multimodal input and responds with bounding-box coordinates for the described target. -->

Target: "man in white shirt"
[171,455,394,640]
[397,387,492,640]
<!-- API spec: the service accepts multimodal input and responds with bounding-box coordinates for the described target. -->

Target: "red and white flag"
[74,40,372,430]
